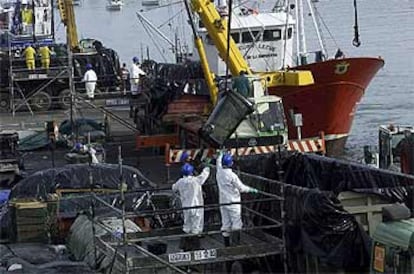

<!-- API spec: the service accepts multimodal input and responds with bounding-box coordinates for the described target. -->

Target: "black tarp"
[139,60,209,119]
[283,153,414,206]
[1,164,158,242]
[10,163,156,199]
[235,152,414,271]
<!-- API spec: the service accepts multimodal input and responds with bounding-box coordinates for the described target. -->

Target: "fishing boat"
[196,0,384,156]
[106,0,123,11]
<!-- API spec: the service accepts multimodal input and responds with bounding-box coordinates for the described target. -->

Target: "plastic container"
[200,90,254,146]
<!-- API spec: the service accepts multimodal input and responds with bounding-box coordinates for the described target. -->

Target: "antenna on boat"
[282,1,290,68]
[297,0,307,65]
[136,11,177,62]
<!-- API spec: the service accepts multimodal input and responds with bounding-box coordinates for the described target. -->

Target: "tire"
[29,91,52,112]
[57,89,72,110]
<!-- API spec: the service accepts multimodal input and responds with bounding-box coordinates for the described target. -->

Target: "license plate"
[168,252,191,263]
[194,249,217,261]
[105,98,129,106]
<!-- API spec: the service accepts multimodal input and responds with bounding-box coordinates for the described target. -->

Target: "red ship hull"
[269,57,384,156]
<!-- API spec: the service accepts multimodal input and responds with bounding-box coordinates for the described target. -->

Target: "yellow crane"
[57,0,79,51]
[188,0,314,102]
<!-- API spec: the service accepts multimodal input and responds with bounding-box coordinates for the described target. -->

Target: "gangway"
[89,168,287,273]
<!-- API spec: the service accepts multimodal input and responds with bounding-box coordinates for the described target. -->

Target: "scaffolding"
[0,0,124,114]
[7,43,71,115]
[87,167,287,274]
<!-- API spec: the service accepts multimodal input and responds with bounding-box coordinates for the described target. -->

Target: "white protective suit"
[83,69,97,99]
[216,153,253,237]
[130,63,146,95]
[172,167,210,234]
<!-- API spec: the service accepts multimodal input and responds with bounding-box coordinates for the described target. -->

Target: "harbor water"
[54,0,414,158]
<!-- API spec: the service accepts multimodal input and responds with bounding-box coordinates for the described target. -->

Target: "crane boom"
[57,0,79,51]
[190,0,314,88]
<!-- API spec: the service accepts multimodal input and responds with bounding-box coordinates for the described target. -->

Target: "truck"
[0,0,121,112]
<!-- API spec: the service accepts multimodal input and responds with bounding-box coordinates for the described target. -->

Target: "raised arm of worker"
[217,150,224,170]
[195,166,210,185]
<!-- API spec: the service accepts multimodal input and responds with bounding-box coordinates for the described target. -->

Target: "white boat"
[106,0,123,11]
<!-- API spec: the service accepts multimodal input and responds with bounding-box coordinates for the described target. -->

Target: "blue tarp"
[0,190,11,206]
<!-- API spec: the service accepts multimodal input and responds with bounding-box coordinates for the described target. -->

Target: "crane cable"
[312,4,339,52]
[353,0,361,47]
[224,0,234,93]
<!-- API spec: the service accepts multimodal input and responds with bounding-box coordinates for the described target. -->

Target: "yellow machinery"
[57,0,79,51]
[189,0,314,102]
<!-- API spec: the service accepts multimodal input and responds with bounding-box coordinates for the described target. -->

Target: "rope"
[308,0,329,58]
[312,4,339,52]
[157,9,183,29]
[353,0,361,47]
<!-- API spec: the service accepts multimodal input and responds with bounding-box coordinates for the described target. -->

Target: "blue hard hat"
[181,163,194,176]
[86,63,93,70]
[180,151,190,163]
[75,142,82,150]
[222,154,233,167]
[133,56,139,63]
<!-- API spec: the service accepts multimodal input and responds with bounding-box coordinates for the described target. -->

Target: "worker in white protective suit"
[216,150,258,246]
[130,57,146,96]
[83,63,97,99]
[172,163,210,250]
[172,163,210,234]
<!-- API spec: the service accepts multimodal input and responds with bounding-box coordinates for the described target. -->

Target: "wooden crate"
[10,200,49,243]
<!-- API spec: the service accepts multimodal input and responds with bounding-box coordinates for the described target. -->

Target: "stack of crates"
[10,200,49,243]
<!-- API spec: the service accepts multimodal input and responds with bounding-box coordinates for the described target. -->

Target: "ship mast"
[297,0,307,65]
